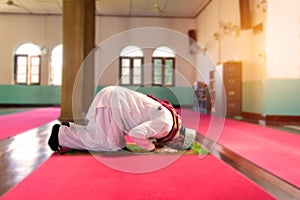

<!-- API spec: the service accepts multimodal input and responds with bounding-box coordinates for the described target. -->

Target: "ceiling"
[0,0,210,18]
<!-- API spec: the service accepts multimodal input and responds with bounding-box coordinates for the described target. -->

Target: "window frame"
[119,56,144,86]
[14,54,28,85]
[29,55,41,85]
[152,57,175,86]
[14,54,41,85]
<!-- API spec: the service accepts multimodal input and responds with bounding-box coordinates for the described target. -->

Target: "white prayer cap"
[182,128,196,150]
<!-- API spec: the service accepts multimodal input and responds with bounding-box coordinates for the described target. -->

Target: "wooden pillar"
[60,0,95,122]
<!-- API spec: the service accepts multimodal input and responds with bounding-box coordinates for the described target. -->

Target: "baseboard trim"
[242,112,300,125]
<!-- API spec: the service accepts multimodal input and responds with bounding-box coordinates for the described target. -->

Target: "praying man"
[48,86,196,152]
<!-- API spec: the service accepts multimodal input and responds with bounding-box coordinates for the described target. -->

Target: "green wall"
[2,81,299,115]
[0,85,194,107]
[95,86,194,106]
[242,80,266,114]
[265,79,300,115]
[3,81,299,115]
[0,85,61,105]
[243,79,300,115]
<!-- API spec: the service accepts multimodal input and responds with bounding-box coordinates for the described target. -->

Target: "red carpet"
[0,107,60,140]
[180,109,300,188]
[0,154,274,200]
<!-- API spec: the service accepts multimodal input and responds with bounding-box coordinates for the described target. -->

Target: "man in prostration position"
[48,86,196,152]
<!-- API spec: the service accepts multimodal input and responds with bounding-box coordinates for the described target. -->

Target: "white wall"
[266,0,300,79]
[0,14,62,85]
[0,14,197,87]
[94,16,197,87]
[195,0,267,82]
[195,0,219,83]
[195,0,300,81]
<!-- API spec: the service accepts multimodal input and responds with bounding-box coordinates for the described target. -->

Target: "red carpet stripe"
[0,154,274,200]
[180,108,300,188]
[0,107,60,140]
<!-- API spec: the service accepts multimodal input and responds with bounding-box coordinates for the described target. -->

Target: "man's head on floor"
[166,126,196,150]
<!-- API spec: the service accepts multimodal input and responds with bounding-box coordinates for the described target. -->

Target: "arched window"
[50,44,63,85]
[152,46,175,86]
[14,43,41,85]
[119,45,144,85]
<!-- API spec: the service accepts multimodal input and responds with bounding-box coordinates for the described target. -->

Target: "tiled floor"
[0,121,56,196]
